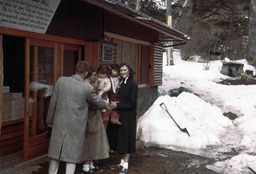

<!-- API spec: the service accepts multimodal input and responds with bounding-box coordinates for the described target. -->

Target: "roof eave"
[81,0,189,45]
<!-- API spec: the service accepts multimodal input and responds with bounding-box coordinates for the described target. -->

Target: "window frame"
[113,38,140,83]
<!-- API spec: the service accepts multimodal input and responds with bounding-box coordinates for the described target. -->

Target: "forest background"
[117,0,256,65]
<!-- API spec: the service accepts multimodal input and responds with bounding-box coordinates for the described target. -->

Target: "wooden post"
[0,35,3,134]
[78,45,81,61]
[53,43,58,86]
[137,45,141,84]
[31,46,38,136]
[149,43,154,86]
[24,38,30,160]
[60,44,64,76]
[91,42,99,67]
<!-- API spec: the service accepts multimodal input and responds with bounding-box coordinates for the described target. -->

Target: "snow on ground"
[137,49,256,174]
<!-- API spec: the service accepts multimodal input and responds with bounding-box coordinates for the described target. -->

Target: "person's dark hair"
[90,74,99,88]
[120,63,134,76]
[87,65,97,77]
[111,64,120,72]
[90,65,97,73]
[106,65,111,74]
[97,65,109,75]
[76,61,90,74]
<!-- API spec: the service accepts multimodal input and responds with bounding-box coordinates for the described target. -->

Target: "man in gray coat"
[46,61,106,174]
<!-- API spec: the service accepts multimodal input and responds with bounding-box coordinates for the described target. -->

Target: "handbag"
[45,126,52,139]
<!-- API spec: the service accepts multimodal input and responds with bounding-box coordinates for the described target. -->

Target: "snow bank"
[206,153,256,174]
[137,92,233,150]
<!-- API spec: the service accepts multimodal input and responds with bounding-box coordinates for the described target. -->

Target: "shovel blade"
[181,128,190,137]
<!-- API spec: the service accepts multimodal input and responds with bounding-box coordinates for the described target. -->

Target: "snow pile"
[137,93,233,150]
[206,154,256,174]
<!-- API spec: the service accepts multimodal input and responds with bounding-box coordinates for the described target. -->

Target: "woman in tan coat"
[79,66,109,173]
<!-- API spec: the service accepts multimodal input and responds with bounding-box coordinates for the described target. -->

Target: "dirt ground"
[26,147,218,174]
[219,78,256,85]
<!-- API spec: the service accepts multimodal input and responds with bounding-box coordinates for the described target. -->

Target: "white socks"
[120,159,125,166]
[65,163,76,174]
[83,164,90,172]
[123,162,128,169]
[48,160,76,174]
[83,162,95,172]
[90,161,95,169]
[120,159,128,169]
[48,159,59,174]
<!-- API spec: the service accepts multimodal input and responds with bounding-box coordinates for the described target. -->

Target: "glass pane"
[131,55,136,72]
[123,54,130,64]
[114,41,122,53]
[131,44,137,71]
[117,53,122,65]
[63,49,78,76]
[29,46,54,137]
[131,44,137,54]
[123,43,131,65]
[114,41,122,64]
[124,43,130,54]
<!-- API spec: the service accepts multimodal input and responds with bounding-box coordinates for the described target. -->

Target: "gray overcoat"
[46,74,106,163]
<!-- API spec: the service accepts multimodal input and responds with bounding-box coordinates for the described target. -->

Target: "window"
[115,41,122,65]
[114,39,138,82]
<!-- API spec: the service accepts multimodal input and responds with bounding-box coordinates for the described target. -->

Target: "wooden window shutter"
[153,44,164,86]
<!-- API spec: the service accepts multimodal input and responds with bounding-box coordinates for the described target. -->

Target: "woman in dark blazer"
[109,63,138,174]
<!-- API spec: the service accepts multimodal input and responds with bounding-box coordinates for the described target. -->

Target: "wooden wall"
[1,121,24,156]
[0,35,2,134]
[141,45,150,84]
[46,0,103,41]
[104,12,159,43]
[46,0,158,44]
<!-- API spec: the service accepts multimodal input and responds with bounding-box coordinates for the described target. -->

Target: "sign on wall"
[102,43,114,62]
[0,0,61,34]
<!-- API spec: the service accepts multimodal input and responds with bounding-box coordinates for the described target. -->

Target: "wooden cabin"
[0,0,188,165]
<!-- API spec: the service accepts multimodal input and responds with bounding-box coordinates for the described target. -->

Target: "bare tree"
[136,0,143,11]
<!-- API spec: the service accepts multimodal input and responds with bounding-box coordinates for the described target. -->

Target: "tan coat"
[80,109,109,161]
[46,75,106,163]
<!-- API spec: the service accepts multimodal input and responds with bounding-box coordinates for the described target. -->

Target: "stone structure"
[221,62,244,77]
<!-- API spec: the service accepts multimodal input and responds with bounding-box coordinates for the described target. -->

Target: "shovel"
[160,102,190,137]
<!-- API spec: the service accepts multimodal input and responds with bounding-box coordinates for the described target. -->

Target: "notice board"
[0,0,61,33]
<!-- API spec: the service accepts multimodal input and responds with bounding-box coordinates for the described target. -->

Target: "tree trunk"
[166,0,173,65]
[248,0,256,60]
[136,0,142,11]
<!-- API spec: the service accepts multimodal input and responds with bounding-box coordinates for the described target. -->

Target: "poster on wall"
[0,0,61,34]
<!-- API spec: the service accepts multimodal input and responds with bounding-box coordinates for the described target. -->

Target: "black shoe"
[92,166,103,172]
[110,164,123,170]
[119,167,128,174]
